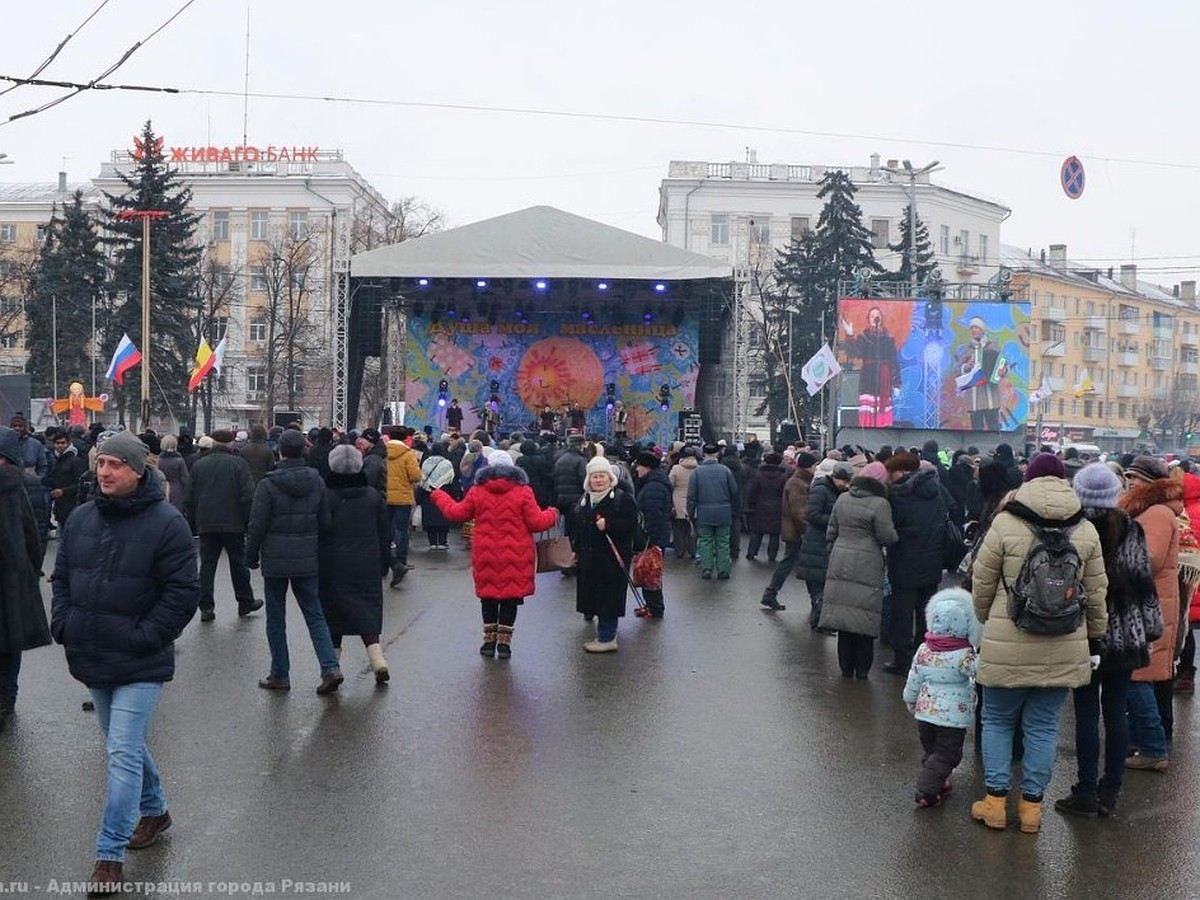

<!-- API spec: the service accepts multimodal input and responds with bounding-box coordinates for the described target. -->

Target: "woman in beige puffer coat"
[968,454,1108,834]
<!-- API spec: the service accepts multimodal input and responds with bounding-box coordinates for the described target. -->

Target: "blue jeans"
[1072,668,1131,797]
[89,683,167,863]
[981,686,1069,798]
[597,617,618,642]
[1127,680,1168,758]
[0,651,20,701]
[263,576,340,680]
[389,504,414,568]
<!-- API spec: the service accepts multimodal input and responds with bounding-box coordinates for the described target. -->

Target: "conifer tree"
[26,191,106,398]
[889,204,939,290]
[104,120,201,426]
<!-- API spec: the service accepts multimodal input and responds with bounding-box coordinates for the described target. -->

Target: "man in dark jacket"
[761,451,817,610]
[553,435,590,571]
[797,462,852,628]
[245,429,342,695]
[239,424,276,484]
[0,427,52,733]
[44,431,88,529]
[50,431,198,890]
[186,429,260,621]
[992,443,1023,491]
[9,412,49,478]
[359,427,388,496]
[517,439,556,509]
[634,450,672,617]
[945,450,975,527]
[721,447,750,560]
[883,453,949,673]
[687,443,739,580]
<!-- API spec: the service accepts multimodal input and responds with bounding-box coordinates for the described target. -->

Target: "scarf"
[587,487,613,507]
[924,633,971,653]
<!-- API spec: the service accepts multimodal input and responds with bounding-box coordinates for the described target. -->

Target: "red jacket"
[1184,473,1200,624]
[430,464,558,600]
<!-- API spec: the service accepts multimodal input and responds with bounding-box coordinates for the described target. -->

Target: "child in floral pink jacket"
[903,587,978,808]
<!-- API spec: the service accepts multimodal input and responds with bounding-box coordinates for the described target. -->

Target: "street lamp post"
[882,160,941,295]
[114,209,169,429]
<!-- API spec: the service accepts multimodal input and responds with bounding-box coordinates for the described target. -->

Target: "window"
[0,297,21,314]
[1084,400,1093,418]
[1086,300,1094,315]
[250,211,269,241]
[870,219,889,249]
[939,225,950,256]
[1058,399,1065,416]
[749,374,767,399]
[1071,400,1079,415]
[212,210,230,243]
[289,368,305,396]
[289,269,306,292]
[1119,403,1127,420]
[0,224,15,243]
[978,234,988,264]
[247,366,266,394]
[1074,297,1080,314]
[249,266,267,293]
[0,259,15,279]
[288,211,308,241]
[0,333,18,349]
[710,214,729,246]
[1097,401,1104,418]
[749,219,770,245]
[1031,290,1039,307]
[1031,359,1038,378]
[249,319,267,342]
[35,225,48,243]
[216,368,228,391]
[790,217,809,241]
[958,229,969,253]
[211,316,228,341]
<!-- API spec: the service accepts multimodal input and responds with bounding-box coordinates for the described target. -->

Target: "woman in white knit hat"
[571,445,639,652]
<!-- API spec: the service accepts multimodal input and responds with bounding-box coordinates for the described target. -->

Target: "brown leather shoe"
[316,670,344,695]
[257,677,291,691]
[86,859,123,897]
[128,810,172,850]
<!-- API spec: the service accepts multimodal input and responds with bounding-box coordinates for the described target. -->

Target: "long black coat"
[0,465,50,655]
[797,477,843,583]
[571,487,638,620]
[887,467,947,589]
[50,474,198,687]
[745,463,790,536]
[245,460,331,579]
[553,448,589,508]
[43,446,88,525]
[635,468,673,549]
[319,473,390,636]
[186,446,255,534]
[156,450,189,517]
[517,445,556,509]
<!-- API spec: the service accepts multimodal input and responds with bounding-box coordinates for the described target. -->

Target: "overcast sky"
[1,1,1197,287]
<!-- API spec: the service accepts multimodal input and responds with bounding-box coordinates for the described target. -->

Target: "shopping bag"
[631,545,663,590]
[536,536,576,573]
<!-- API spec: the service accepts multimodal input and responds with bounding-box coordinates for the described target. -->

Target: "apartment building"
[1008,243,1199,453]
[0,141,392,428]
[658,153,1010,438]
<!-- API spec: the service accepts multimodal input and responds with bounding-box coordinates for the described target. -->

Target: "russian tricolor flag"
[105,333,142,385]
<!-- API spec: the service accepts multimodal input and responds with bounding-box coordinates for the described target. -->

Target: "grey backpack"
[1003,523,1087,635]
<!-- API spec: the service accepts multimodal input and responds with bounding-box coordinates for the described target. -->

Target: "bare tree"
[1143,374,1200,448]
[350,197,443,253]
[0,247,35,364]
[191,252,239,433]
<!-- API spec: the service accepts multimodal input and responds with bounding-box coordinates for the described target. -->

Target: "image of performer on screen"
[842,306,901,427]
[955,317,1008,431]
[446,398,464,432]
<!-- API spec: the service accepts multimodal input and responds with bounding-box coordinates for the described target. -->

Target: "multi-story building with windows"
[1009,243,1200,454]
[657,153,1010,439]
[0,141,392,429]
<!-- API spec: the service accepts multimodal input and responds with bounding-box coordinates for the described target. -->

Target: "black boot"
[1054,784,1099,817]
[480,624,498,657]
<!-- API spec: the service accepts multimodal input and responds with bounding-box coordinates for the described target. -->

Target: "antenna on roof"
[242,3,251,150]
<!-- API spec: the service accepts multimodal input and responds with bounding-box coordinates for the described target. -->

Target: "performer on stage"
[568,402,586,434]
[613,401,628,443]
[446,398,464,432]
[841,306,901,427]
[539,405,556,433]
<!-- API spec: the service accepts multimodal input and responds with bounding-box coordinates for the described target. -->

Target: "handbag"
[942,515,967,571]
[536,536,576,573]
[631,545,663,590]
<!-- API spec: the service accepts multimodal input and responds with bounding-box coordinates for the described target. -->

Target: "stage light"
[605,382,616,412]
[535,280,548,291]
[476,280,488,289]
[417,278,429,287]
[438,379,449,408]
[597,282,609,291]
[654,283,667,293]
[643,305,653,323]
[582,308,595,322]
[447,304,457,320]
[491,380,500,393]
[460,311,471,323]
[658,383,671,412]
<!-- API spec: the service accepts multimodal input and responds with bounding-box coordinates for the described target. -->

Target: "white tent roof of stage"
[350,205,732,281]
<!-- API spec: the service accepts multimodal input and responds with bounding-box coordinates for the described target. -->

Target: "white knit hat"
[584,444,612,482]
[488,450,515,469]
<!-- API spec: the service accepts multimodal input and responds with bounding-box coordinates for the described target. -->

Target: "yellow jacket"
[386,441,423,506]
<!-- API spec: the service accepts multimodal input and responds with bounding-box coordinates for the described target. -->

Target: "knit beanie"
[328,443,363,475]
[585,445,611,482]
[1024,452,1066,482]
[97,431,149,475]
[1072,462,1122,508]
[925,587,974,639]
[860,461,888,483]
[794,451,818,470]
[488,450,515,469]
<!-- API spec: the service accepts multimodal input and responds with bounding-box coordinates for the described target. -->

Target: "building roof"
[0,183,96,204]
[1000,243,1193,311]
[351,205,732,281]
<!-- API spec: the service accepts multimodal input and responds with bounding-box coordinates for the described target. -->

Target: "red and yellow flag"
[187,338,216,392]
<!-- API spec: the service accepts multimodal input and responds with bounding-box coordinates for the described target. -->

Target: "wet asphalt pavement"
[2,535,1199,900]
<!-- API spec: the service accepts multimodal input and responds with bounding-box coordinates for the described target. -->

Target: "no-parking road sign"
[1061,156,1085,199]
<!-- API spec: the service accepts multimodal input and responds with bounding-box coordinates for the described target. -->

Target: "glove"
[1089,654,1101,671]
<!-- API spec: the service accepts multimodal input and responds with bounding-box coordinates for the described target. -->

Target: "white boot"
[366,643,390,683]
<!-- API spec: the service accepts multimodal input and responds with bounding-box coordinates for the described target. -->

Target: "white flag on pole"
[801,344,842,396]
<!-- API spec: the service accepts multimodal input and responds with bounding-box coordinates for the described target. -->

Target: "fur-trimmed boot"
[970,790,1008,830]
[496,624,514,659]
[480,623,498,657]
[1017,795,1042,834]
[366,643,390,683]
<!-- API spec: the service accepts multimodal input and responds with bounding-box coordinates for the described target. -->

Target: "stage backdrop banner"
[837,298,1032,432]
[405,312,700,440]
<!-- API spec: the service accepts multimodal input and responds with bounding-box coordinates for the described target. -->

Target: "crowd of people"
[2,410,1199,892]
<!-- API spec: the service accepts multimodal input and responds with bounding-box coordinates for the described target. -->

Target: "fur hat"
[1126,455,1169,484]
[1024,452,1066,482]
[585,445,612,482]
[635,451,661,469]
[488,450,515,469]
[1073,462,1122,509]
[884,452,920,475]
[211,429,235,445]
[97,431,149,476]
[328,443,363,475]
[860,461,888,483]
[925,587,974,639]
[794,451,818,470]
[764,452,783,466]
[0,426,21,465]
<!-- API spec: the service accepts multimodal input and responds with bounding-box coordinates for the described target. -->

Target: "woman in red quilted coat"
[1177,468,1200,692]
[430,450,558,658]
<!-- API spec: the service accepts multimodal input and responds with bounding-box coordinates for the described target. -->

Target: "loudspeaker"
[778,422,800,444]
[274,410,302,428]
